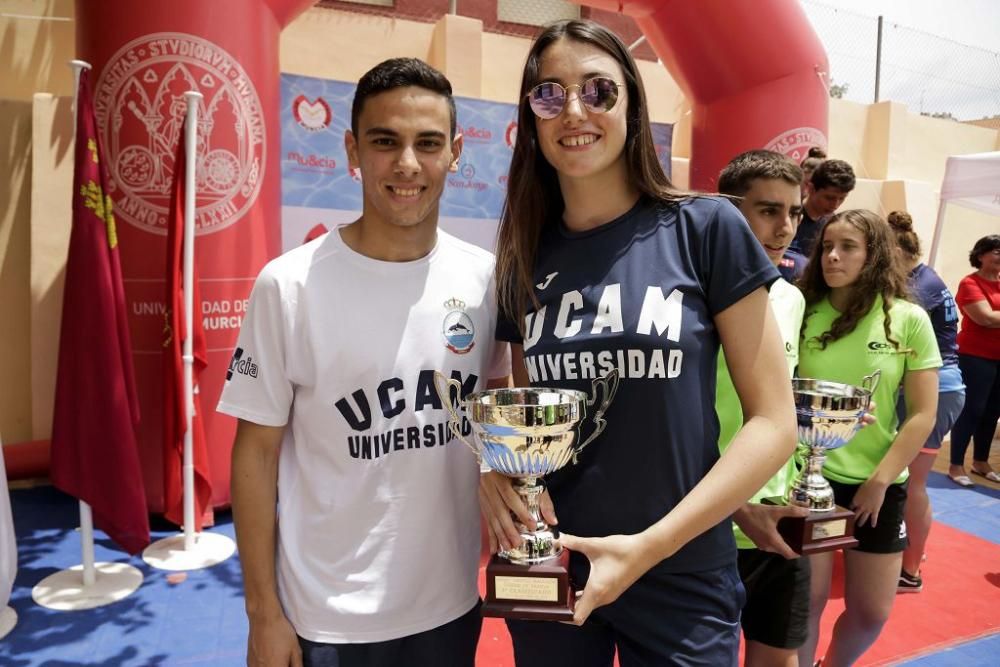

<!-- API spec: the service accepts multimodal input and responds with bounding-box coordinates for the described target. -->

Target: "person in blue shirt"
[777,247,809,283]
[788,159,856,258]
[480,19,797,667]
[777,145,827,282]
[799,146,827,200]
[888,211,965,593]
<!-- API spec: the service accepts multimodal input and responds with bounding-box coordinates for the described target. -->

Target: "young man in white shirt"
[718,150,811,667]
[218,58,509,667]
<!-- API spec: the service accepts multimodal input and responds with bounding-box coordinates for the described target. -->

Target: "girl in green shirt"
[795,210,941,667]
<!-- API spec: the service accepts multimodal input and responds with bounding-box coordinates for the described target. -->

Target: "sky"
[816,0,999,50]
[800,0,1000,119]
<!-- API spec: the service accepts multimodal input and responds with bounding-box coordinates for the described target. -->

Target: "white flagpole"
[1,438,18,638]
[69,59,97,589]
[927,155,956,269]
[182,91,202,551]
[927,199,948,269]
[32,60,144,611]
[141,91,235,571]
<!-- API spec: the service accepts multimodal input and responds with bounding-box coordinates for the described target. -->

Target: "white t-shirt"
[217,228,510,643]
[716,277,806,549]
[772,277,806,376]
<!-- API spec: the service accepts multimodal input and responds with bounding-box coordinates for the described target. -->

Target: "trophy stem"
[787,444,836,512]
[514,477,543,524]
[501,477,561,565]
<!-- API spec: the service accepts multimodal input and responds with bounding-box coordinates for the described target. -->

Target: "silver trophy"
[787,370,880,510]
[434,371,619,565]
[766,371,879,555]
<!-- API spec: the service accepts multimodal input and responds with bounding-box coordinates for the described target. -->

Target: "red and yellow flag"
[50,67,150,556]
[162,132,214,531]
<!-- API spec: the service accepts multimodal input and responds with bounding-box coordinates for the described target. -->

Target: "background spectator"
[888,211,965,594]
[949,235,1000,485]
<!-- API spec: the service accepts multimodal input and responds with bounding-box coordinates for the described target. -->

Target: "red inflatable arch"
[576,0,830,190]
[64,0,826,510]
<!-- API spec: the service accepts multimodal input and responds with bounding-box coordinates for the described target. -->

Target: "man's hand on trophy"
[556,532,649,625]
[860,399,878,428]
[478,472,557,553]
[733,503,809,560]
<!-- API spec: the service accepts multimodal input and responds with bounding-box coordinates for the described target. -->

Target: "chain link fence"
[495,0,579,26]
[802,0,1000,122]
[315,1,1000,122]
[315,1,655,58]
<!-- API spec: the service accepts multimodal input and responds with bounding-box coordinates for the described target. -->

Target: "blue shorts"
[506,563,745,666]
[297,601,481,667]
[896,389,966,453]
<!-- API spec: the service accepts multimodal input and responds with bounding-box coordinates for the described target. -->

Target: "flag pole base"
[141,532,236,571]
[0,605,16,639]
[31,562,143,611]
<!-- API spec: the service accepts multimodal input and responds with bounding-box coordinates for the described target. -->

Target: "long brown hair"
[799,209,910,351]
[494,19,687,331]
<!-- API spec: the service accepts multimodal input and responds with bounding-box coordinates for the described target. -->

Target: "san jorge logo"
[866,340,902,355]
[95,32,266,236]
[764,127,827,164]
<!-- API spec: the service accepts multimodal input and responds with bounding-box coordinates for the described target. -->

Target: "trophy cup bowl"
[469,388,590,482]
[768,371,879,555]
[434,370,618,620]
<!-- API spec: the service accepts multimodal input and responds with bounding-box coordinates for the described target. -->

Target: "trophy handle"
[848,369,881,435]
[575,369,621,459]
[432,371,481,460]
[861,369,881,395]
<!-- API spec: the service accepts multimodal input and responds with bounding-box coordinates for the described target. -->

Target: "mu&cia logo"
[292,95,331,131]
[505,121,517,149]
[442,297,475,354]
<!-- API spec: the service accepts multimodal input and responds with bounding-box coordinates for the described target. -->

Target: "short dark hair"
[969,234,1000,268]
[810,158,856,192]
[719,150,803,197]
[351,58,456,138]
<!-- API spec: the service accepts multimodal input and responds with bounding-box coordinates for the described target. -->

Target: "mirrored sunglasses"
[526,76,623,120]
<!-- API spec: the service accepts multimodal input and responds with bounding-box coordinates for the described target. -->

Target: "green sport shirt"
[798,295,941,485]
[716,278,805,549]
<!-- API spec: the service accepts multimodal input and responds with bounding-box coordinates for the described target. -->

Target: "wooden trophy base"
[764,497,859,555]
[482,550,575,621]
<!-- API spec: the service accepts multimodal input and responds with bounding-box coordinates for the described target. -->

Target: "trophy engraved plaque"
[766,371,880,555]
[434,371,619,620]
